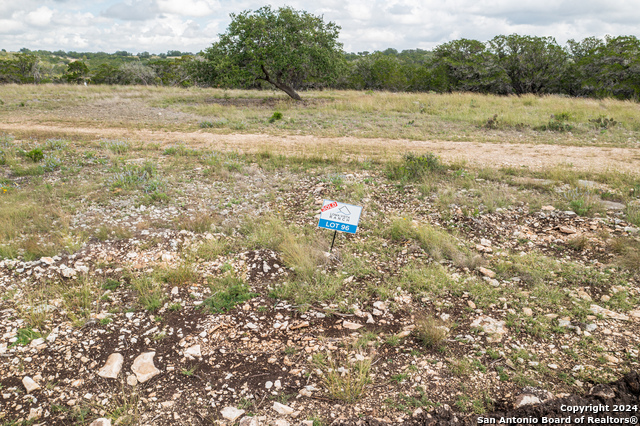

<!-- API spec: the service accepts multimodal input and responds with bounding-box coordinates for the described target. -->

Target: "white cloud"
[156,0,217,17]
[25,6,54,26]
[0,0,639,54]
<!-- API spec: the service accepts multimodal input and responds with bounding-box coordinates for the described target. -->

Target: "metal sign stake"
[329,230,337,253]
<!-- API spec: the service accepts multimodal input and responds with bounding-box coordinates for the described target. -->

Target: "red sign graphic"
[321,201,338,212]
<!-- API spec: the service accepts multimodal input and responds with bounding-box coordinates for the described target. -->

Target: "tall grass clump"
[312,353,372,403]
[386,218,482,269]
[386,152,444,181]
[107,162,157,190]
[101,139,131,154]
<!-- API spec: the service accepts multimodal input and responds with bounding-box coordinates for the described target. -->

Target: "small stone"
[480,238,492,247]
[239,417,260,426]
[590,304,629,321]
[274,420,290,426]
[265,381,273,389]
[548,364,558,370]
[22,376,40,393]
[40,257,54,265]
[184,345,201,359]
[273,401,294,415]
[131,352,160,383]
[89,418,112,426]
[127,375,138,386]
[27,407,42,420]
[98,353,124,379]
[514,394,541,408]
[522,308,533,317]
[373,301,387,311]
[559,226,577,234]
[478,267,496,278]
[342,321,363,330]
[541,205,555,211]
[221,407,245,422]
[467,300,476,309]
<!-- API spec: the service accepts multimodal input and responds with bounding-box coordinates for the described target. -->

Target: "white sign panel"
[317,199,363,234]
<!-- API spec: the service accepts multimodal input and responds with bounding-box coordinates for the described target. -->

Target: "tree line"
[2,33,640,101]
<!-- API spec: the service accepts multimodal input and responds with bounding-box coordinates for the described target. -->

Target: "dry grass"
[414,314,449,349]
[312,353,372,403]
[3,85,640,147]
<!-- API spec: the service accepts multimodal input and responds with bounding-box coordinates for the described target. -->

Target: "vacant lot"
[0,86,639,425]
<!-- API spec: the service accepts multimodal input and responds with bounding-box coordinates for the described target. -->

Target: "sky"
[1,0,639,54]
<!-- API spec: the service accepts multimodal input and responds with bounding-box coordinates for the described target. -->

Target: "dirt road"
[2,123,639,174]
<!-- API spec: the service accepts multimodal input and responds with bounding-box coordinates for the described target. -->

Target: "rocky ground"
[0,134,639,425]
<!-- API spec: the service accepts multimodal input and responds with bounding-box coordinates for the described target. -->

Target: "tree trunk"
[259,64,302,100]
[270,80,302,101]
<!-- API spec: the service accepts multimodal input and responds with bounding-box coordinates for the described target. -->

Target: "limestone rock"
[184,345,202,359]
[273,401,295,415]
[478,267,496,278]
[590,304,629,321]
[221,406,245,422]
[514,394,541,408]
[589,384,616,399]
[98,353,124,379]
[22,376,41,393]
[342,321,363,330]
[239,417,259,426]
[131,352,160,383]
[470,316,506,342]
[89,419,112,426]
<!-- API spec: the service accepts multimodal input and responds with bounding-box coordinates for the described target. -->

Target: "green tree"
[433,39,505,93]
[202,5,345,100]
[64,60,89,83]
[488,34,568,95]
[567,35,640,100]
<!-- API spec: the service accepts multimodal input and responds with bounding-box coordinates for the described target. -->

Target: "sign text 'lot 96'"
[317,200,363,234]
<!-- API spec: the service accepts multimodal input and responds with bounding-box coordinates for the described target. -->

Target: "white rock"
[265,381,273,389]
[221,407,245,422]
[480,238,492,247]
[590,304,629,321]
[127,374,138,386]
[22,376,40,393]
[184,345,201,359]
[239,417,260,426]
[98,353,124,379]
[274,420,290,426]
[478,267,496,278]
[470,316,507,342]
[373,301,387,311]
[30,337,45,347]
[273,401,294,415]
[522,308,533,317]
[131,352,160,383]
[342,320,363,330]
[40,257,54,265]
[28,407,42,420]
[89,418,112,426]
[514,394,541,408]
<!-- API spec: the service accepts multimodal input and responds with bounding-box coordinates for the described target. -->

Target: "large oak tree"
[203,6,344,100]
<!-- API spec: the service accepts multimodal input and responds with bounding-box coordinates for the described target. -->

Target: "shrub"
[269,111,284,123]
[414,314,448,349]
[589,116,617,130]
[26,148,44,162]
[202,275,257,312]
[387,152,444,181]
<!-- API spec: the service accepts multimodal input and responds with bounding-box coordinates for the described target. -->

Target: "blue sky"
[1,0,638,54]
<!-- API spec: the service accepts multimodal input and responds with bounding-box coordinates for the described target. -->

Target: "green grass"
[201,275,257,313]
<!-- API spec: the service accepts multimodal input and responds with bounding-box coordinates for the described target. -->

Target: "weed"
[449,357,473,376]
[11,327,42,347]
[387,152,444,181]
[168,303,182,312]
[313,353,372,403]
[202,275,257,313]
[484,114,500,129]
[101,139,130,154]
[269,111,283,123]
[590,116,617,130]
[158,263,197,286]
[26,148,44,162]
[131,276,166,312]
[414,314,448,349]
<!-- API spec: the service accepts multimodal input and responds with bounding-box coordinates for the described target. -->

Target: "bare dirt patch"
[1,123,639,175]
